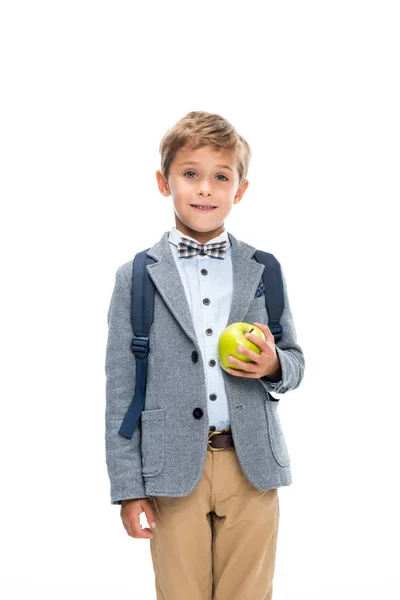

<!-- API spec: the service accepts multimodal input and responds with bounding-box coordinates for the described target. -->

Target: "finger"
[134,520,154,539]
[225,367,239,375]
[226,367,258,378]
[246,325,274,350]
[121,515,133,537]
[144,506,157,530]
[243,331,268,351]
[228,355,257,372]
[128,511,153,539]
[140,527,154,538]
[253,322,274,342]
[235,344,261,363]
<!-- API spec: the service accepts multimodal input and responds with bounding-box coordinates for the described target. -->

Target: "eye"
[183,171,228,181]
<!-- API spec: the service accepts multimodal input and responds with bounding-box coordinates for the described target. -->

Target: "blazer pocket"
[244,295,267,324]
[249,294,266,310]
[140,408,166,477]
[264,397,290,467]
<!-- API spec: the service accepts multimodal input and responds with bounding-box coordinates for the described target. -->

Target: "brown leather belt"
[208,426,234,451]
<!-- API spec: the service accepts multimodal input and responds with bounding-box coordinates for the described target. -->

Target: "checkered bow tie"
[177,236,227,259]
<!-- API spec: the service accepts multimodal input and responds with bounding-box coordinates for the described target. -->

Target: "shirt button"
[203,298,210,305]
[209,394,217,401]
[201,269,208,275]
[206,328,213,336]
[208,359,216,367]
[209,425,216,431]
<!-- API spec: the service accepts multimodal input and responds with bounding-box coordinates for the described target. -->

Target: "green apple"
[217,322,265,371]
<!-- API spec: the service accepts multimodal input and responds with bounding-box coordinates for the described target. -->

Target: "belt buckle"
[208,429,220,452]
[208,427,230,452]
[207,429,217,451]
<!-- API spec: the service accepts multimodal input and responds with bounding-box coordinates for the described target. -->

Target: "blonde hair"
[159,111,252,188]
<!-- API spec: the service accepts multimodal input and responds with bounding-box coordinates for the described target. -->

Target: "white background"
[1,1,399,598]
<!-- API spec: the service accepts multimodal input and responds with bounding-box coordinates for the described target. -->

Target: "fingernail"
[151,522,156,528]
[237,346,243,351]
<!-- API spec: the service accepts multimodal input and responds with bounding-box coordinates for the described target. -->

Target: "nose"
[197,180,212,196]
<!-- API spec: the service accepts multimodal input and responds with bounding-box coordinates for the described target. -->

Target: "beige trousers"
[149,427,280,600]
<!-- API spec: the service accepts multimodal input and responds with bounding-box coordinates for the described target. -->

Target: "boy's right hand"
[120,498,157,539]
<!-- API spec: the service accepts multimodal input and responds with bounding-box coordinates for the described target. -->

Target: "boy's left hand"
[225,322,281,380]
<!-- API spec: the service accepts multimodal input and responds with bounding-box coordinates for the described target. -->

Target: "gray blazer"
[105,230,305,505]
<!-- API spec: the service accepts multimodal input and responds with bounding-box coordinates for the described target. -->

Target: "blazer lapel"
[146,232,198,347]
[226,232,266,326]
[145,231,266,347]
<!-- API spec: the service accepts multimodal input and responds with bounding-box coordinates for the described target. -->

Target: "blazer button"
[191,350,199,363]
[193,407,203,419]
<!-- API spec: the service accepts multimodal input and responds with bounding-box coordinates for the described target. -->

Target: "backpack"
[118,248,284,440]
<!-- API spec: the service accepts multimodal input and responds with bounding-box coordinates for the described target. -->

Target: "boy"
[105,111,305,599]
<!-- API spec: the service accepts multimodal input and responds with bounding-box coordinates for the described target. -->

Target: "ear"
[234,179,249,204]
[156,170,170,196]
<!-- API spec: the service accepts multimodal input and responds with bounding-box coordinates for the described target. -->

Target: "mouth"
[190,204,217,212]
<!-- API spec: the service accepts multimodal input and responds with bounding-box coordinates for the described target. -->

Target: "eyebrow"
[179,160,233,173]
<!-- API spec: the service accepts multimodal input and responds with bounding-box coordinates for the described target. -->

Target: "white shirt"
[168,225,233,431]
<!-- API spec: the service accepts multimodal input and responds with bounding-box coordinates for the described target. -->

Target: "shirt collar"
[168,225,231,250]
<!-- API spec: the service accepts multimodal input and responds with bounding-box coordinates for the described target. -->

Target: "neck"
[176,222,225,244]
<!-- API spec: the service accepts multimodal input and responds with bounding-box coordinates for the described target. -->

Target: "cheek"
[173,180,194,200]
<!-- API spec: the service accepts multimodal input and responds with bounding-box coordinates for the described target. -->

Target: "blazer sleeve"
[258,262,305,396]
[105,265,149,505]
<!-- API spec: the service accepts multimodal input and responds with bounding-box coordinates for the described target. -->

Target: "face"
[156,144,249,244]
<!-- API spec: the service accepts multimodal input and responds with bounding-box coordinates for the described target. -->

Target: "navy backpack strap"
[118,249,156,440]
[252,250,284,343]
